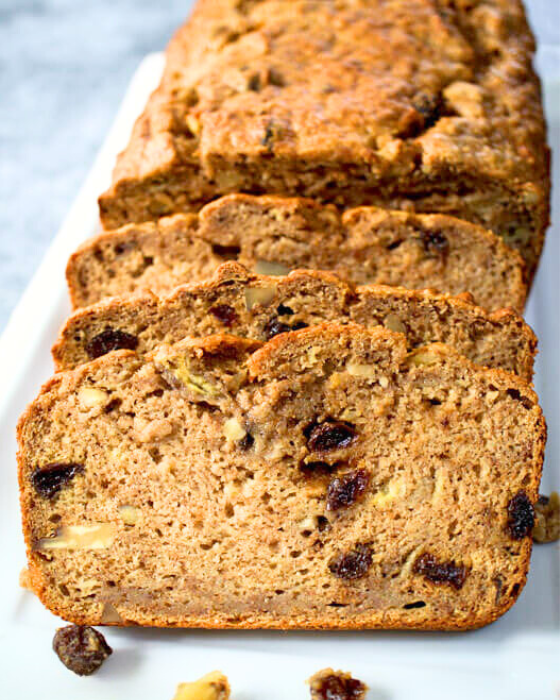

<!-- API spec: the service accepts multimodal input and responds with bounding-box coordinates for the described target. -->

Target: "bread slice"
[19,324,545,630]
[97,0,549,280]
[69,195,527,312]
[54,262,537,380]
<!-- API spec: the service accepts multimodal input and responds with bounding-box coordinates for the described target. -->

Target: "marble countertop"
[1,0,558,331]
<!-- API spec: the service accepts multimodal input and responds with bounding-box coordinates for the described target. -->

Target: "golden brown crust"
[19,324,545,631]
[69,195,528,313]
[98,0,549,280]
[55,261,537,380]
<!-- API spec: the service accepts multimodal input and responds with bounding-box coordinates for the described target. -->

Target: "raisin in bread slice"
[54,262,537,380]
[19,324,545,630]
[68,195,527,312]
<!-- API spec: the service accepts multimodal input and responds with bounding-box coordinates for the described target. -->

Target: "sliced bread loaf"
[68,195,527,312]
[54,262,536,380]
[19,324,545,630]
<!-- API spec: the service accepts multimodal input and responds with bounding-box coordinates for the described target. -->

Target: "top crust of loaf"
[98,0,549,277]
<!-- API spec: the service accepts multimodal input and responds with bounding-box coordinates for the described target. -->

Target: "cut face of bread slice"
[54,262,537,380]
[68,196,527,312]
[19,324,545,630]
[97,0,549,280]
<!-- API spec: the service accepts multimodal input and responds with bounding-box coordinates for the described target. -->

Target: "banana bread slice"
[54,262,537,380]
[98,0,549,280]
[69,195,527,312]
[19,324,545,630]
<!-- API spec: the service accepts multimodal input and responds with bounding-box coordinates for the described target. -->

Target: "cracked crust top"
[99,0,549,278]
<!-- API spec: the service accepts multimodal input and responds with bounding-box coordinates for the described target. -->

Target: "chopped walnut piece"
[172,671,231,700]
[533,492,560,543]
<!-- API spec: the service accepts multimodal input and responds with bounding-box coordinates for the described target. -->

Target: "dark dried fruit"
[420,229,449,258]
[53,625,112,676]
[263,317,308,340]
[276,304,294,316]
[85,328,138,359]
[413,553,468,590]
[309,669,367,700]
[32,462,84,499]
[263,318,291,339]
[239,432,254,450]
[328,543,372,580]
[307,421,357,453]
[507,490,535,539]
[300,461,337,478]
[209,304,239,327]
[326,469,370,511]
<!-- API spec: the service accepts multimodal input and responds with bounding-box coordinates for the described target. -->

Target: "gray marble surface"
[0,0,558,331]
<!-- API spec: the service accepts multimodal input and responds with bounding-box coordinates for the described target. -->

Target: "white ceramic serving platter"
[0,53,558,699]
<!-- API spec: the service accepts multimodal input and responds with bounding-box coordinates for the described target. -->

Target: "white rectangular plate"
[0,53,558,699]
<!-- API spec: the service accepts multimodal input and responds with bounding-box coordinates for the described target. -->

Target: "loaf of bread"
[98,0,549,280]
[19,324,545,630]
[54,262,537,380]
[70,195,527,312]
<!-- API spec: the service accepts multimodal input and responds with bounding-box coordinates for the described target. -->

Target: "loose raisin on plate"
[53,625,112,676]
[507,490,535,540]
[412,552,468,590]
[85,328,139,359]
[326,469,370,511]
[307,421,357,453]
[420,228,449,258]
[328,543,372,580]
[32,462,84,499]
[309,668,367,700]
[209,304,239,327]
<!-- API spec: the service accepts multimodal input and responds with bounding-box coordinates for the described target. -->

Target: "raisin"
[263,318,308,339]
[420,229,449,258]
[326,469,370,511]
[239,433,254,450]
[209,304,239,327]
[412,553,468,590]
[85,328,138,359]
[307,421,357,452]
[31,462,84,499]
[263,318,291,339]
[309,670,367,700]
[507,490,535,539]
[328,543,372,580]
[300,461,337,478]
[276,304,294,316]
[52,625,112,676]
